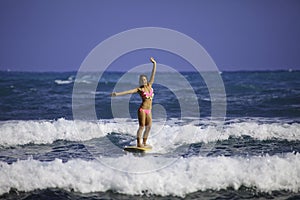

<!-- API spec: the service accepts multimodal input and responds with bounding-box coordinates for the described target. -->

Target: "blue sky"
[0,0,300,72]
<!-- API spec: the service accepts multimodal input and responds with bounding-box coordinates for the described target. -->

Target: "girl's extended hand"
[111,92,117,97]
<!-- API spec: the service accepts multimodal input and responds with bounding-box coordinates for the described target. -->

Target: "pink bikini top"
[139,87,154,100]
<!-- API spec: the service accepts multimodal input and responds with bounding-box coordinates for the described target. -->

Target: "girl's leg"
[143,112,152,146]
[137,109,146,147]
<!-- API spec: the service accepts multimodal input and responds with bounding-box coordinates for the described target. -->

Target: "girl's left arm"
[149,57,157,85]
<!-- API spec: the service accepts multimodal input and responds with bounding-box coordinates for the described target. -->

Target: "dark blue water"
[0,70,299,199]
[1,71,299,120]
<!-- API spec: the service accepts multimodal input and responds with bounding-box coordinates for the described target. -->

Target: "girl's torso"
[138,84,154,109]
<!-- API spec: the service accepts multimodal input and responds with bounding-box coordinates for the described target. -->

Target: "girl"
[111,57,157,147]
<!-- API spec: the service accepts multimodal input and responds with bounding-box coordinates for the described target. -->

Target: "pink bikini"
[139,107,151,115]
[139,88,154,115]
[140,88,154,100]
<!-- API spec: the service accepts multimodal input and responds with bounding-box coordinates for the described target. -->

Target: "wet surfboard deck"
[124,146,152,153]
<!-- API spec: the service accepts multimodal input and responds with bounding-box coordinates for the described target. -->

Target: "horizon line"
[0,69,299,73]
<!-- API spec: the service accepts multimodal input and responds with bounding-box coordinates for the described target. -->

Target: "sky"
[0,0,300,72]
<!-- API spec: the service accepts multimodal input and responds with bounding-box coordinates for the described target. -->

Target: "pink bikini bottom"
[139,108,151,115]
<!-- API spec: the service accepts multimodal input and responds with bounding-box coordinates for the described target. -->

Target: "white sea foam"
[0,119,113,146]
[54,76,74,85]
[54,80,72,85]
[0,153,299,196]
[0,118,299,147]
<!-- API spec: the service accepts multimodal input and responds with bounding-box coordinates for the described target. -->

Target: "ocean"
[0,70,299,199]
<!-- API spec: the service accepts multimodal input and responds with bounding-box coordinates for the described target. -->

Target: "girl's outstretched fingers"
[111,92,117,97]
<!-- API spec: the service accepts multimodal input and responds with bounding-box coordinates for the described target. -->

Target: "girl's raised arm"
[149,57,157,85]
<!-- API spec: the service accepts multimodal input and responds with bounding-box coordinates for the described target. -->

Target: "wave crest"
[0,153,299,196]
[0,118,299,147]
